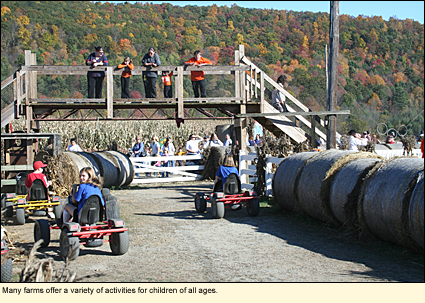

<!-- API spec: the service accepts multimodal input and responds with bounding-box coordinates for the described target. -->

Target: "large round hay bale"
[360,157,424,247]
[408,173,424,249]
[79,152,102,179]
[272,151,319,212]
[103,151,134,187]
[328,155,383,227]
[296,149,355,224]
[216,124,234,144]
[91,152,120,188]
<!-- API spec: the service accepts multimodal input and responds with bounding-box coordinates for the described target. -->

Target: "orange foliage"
[368,74,385,86]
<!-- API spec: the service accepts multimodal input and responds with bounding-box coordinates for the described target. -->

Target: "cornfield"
[8,118,232,153]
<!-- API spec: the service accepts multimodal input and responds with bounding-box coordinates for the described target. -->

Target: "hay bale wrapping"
[358,157,424,247]
[296,149,355,224]
[272,151,319,212]
[408,172,424,249]
[326,153,383,227]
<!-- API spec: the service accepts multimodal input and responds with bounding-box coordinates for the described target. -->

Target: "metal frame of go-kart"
[194,174,260,219]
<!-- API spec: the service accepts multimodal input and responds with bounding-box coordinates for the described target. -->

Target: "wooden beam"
[236,110,350,118]
[106,66,113,118]
[176,66,184,118]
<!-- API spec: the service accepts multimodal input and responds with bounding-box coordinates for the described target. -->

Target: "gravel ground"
[4,181,424,282]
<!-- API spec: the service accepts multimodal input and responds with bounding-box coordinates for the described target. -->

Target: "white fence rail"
[375,148,422,159]
[239,150,285,196]
[130,154,203,184]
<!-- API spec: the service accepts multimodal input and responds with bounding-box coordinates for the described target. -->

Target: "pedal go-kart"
[1,238,13,282]
[34,189,129,261]
[1,174,62,225]
[194,173,260,219]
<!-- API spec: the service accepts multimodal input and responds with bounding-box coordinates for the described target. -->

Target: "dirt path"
[5,181,424,282]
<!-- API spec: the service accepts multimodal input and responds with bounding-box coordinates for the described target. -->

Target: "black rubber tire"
[34,219,51,248]
[60,228,80,261]
[33,210,47,216]
[194,193,207,213]
[1,257,13,282]
[211,196,225,219]
[53,198,63,219]
[247,198,260,217]
[109,230,129,255]
[16,207,26,225]
[5,201,13,217]
[83,237,104,247]
[1,194,6,210]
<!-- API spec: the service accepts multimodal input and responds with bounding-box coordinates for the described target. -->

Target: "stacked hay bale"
[272,151,318,212]
[328,154,383,227]
[272,150,424,251]
[201,146,232,180]
[409,173,424,249]
[46,151,134,197]
[358,157,424,249]
[296,149,356,225]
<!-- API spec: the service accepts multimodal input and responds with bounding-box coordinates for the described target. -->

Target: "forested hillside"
[1,1,424,135]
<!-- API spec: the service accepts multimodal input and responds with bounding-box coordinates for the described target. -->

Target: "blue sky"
[109,1,424,23]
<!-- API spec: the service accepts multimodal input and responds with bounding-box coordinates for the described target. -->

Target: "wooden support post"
[327,1,339,149]
[24,50,32,133]
[31,53,37,100]
[260,71,264,113]
[106,66,113,118]
[238,45,247,152]
[310,115,317,148]
[176,66,184,119]
[14,71,21,119]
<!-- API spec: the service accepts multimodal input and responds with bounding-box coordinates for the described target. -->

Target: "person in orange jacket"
[184,50,212,98]
[161,71,173,98]
[117,57,134,98]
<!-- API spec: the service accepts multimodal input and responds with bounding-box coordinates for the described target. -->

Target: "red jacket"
[25,172,49,200]
[185,57,212,81]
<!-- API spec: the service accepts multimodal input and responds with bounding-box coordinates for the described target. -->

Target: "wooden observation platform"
[2,45,345,152]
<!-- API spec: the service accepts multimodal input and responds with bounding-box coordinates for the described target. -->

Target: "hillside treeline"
[1,1,424,135]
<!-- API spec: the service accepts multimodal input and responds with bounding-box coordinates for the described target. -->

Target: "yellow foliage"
[83,33,98,43]
[18,26,30,43]
[235,33,244,45]
[257,43,268,57]
[105,13,110,20]
[17,15,30,26]
[228,20,235,31]
[219,41,226,48]
[367,93,382,109]
[289,59,299,66]
[368,74,385,86]
[129,33,135,38]
[1,6,11,16]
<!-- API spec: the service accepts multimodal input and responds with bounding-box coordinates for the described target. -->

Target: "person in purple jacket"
[86,46,108,98]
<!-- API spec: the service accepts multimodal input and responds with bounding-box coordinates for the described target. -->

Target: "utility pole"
[326,1,339,149]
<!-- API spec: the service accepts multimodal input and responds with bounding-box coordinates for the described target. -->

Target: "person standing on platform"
[161,71,173,98]
[184,50,212,98]
[142,47,161,98]
[86,46,108,98]
[117,57,134,99]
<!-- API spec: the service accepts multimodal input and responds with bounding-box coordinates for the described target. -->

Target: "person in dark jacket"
[142,47,161,98]
[85,46,108,98]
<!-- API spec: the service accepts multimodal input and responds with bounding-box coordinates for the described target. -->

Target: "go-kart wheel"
[247,198,260,217]
[5,201,13,217]
[211,196,225,219]
[53,198,64,219]
[16,207,26,225]
[110,230,129,255]
[194,193,207,213]
[34,219,51,248]
[1,257,12,282]
[60,228,80,261]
